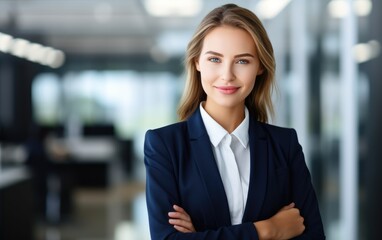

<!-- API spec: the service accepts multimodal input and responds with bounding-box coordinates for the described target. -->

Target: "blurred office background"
[0,0,381,239]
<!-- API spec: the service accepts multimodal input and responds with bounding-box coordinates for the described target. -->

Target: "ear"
[257,66,264,76]
[195,59,200,71]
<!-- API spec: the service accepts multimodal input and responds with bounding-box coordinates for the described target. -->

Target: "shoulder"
[146,109,205,141]
[146,121,187,135]
[145,121,188,143]
[256,121,298,142]
[144,121,191,161]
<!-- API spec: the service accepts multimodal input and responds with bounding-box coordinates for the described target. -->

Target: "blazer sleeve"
[144,129,260,240]
[288,129,326,239]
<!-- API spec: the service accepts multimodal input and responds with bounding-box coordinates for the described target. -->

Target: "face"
[196,25,263,111]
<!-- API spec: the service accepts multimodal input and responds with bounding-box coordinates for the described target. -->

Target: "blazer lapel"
[242,119,269,222]
[187,110,232,226]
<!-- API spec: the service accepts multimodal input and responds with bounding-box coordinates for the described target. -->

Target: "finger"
[173,205,187,214]
[169,206,191,220]
[173,223,195,233]
[168,211,191,221]
[280,202,295,211]
[169,219,193,230]
[174,225,192,233]
[169,218,192,227]
[299,216,305,224]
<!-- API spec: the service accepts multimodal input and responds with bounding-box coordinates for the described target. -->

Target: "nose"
[221,62,235,82]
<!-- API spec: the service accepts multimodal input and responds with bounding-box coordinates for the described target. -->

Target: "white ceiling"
[0,0,259,56]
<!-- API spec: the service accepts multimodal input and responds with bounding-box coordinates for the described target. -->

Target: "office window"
[32,70,180,139]
[32,73,62,125]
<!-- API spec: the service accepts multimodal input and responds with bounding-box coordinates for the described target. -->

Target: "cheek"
[200,77,211,93]
[241,75,257,96]
[240,71,257,86]
[249,77,257,87]
[199,66,217,83]
[244,80,256,96]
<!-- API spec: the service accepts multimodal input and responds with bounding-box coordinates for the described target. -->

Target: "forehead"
[201,25,256,54]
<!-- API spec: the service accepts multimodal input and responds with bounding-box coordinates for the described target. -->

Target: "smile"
[215,86,240,94]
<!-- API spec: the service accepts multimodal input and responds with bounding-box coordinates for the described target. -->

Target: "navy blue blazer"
[144,109,325,240]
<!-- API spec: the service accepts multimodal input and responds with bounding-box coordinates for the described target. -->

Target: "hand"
[254,203,305,240]
[168,205,196,233]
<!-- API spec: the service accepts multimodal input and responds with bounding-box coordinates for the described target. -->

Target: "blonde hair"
[177,4,276,122]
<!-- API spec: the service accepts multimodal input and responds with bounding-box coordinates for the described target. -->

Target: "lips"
[215,86,240,94]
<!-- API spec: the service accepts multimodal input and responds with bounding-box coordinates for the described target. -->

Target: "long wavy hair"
[177,4,276,123]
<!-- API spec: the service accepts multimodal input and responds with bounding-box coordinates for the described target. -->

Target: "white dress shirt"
[199,103,250,225]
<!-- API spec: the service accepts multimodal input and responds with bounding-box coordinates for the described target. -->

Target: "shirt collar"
[199,102,249,148]
[232,108,249,148]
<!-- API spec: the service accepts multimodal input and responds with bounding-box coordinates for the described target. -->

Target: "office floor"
[34,177,148,240]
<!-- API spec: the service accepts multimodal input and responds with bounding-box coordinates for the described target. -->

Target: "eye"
[208,57,221,63]
[236,59,249,64]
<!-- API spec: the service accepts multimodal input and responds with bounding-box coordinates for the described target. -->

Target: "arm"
[288,129,326,239]
[168,205,196,233]
[145,129,306,240]
[254,203,305,240]
[144,129,259,240]
[170,203,305,240]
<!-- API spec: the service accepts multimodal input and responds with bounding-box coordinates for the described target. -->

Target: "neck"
[203,102,245,133]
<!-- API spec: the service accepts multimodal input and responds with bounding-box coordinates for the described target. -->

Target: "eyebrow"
[204,51,255,58]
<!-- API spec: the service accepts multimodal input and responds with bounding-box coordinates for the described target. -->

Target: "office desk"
[0,167,35,240]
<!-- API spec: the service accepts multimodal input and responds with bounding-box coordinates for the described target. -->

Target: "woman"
[144,3,325,240]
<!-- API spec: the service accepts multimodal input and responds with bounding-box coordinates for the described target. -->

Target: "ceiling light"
[144,0,202,17]
[354,0,372,17]
[0,31,65,68]
[0,32,13,53]
[255,0,292,19]
[25,43,44,62]
[353,40,380,63]
[328,0,350,18]
[47,50,66,69]
[10,38,30,58]
[328,0,372,18]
